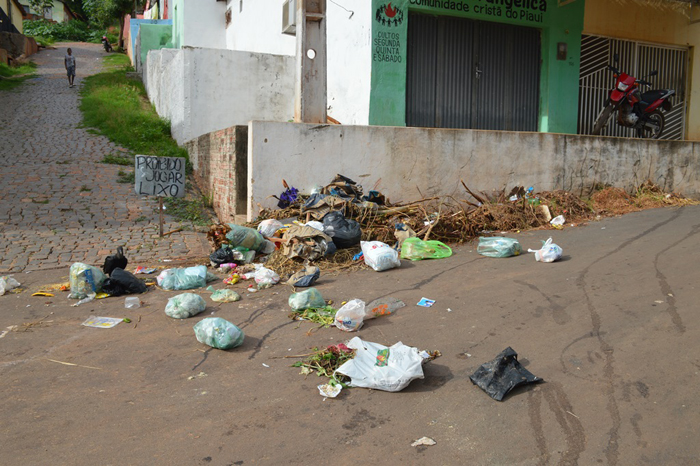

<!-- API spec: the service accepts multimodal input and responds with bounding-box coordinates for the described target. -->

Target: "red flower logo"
[385,3,397,18]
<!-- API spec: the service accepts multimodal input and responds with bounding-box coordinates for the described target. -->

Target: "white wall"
[223,0,372,125]
[247,121,700,220]
[225,0,296,56]
[147,48,295,144]
[183,0,227,49]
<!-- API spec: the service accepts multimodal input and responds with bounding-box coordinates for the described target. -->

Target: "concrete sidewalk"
[0,42,209,274]
[1,206,698,465]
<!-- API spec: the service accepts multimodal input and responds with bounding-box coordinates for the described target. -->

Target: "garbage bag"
[400,237,452,261]
[226,224,266,252]
[210,288,241,303]
[321,174,363,201]
[193,317,245,350]
[0,276,21,296]
[334,299,366,332]
[286,266,320,287]
[365,297,405,319]
[101,268,147,296]
[257,219,284,238]
[394,222,416,248]
[476,237,522,258]
[281,225,333,261]
[301,193,348,221]
[322,211,362,249]
[528,238,563,263]
[469,347,543,401]
[165,293,207,319]
[289,287,325,311]
[305,221,325,232]
[361,241,401,272]
[252,265,280,289]
[335,337,425,392]
[68,263,106,299]
[210,246,236,267]
[157,265,217,291]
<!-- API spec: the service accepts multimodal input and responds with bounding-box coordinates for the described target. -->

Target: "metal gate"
[578,34,688,140]
[406,13,541,131]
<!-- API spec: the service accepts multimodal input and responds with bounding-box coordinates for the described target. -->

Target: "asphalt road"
[1,206,699,465]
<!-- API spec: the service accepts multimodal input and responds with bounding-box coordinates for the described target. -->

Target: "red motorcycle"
[592,55,675,139]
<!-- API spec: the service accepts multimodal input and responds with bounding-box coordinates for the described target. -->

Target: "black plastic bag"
[322,211,361,249]
[210,247,235,266]
[102,268,147,296]
[469,347,542,401]
[286,266,320,287]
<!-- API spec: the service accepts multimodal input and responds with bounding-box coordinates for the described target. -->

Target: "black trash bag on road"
[210,247,235,266]
[286,265,321,287]
[102,268,147,296]
[469,347,543,401]
[322,211,361,249]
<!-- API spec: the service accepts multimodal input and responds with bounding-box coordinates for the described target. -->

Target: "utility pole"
[294,0,327,123]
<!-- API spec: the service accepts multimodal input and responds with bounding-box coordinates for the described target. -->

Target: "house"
[18,0,76,22]
[1,0,26,34]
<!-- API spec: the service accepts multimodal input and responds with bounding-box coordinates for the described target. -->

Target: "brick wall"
[185,125,248,223]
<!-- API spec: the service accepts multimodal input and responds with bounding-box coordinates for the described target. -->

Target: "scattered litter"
[193,317,245,350]
[292,344,356,382]
[411,437,436,447]
[477,237,522,258]
[223,273,240,285]
[81,316,122,329]
[0,276,21,296]
[102,246,128,277]
[134,266,157,274]
[469,347,543,401]
[654,300,664,304]
[257,219,284,238]
[219,263,237,272]
[335,337,427,392]
[95,293,109,299]
[68,263,106,299]
[400,238,452,261]
[102,268,147,296]
[165,293,207,319]
[528,238,563,263]
[72,293,96,307]
[417,298,435,307]
[157,265,217,291]
[322,211,362,249]
[365,297,405,319]
[361,241,401,272]
[31,292,54,297]
[550,215,566,229]
[226,224,266,251]
[262,363,270,368]
[334,299,366,332]
[209,288,241,303]
[318,383,342,398]
[188,372,208,380]
[289,306,337,327]
[281,225,334,261]
[286,265,320,287]
[124,297,141,309]
[394,222,417,248]
[289,288,325,311]
[447,308,453,312]
[250,265,280,289]
[45,358,102,370]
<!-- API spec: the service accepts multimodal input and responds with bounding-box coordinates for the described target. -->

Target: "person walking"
[64,48,76,88]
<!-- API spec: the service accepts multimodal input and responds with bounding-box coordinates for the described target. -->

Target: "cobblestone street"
[0,43,209,273]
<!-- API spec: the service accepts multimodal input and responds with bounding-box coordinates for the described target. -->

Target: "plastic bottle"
[125,297,141,309]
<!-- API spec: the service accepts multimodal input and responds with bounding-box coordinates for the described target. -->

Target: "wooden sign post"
[134,155,186,237]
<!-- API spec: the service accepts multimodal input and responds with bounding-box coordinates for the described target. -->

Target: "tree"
[83,0,141,48]
[28,0,54,17]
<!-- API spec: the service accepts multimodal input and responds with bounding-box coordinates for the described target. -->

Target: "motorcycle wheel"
[592,103,615,135]
[636,110,665,139]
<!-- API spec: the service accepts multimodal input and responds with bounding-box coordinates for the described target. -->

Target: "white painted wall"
[225,0,295,56]
[223,0,372,125]
[247,121,700,220]
[147,48,295,144]
[182,0,227,49]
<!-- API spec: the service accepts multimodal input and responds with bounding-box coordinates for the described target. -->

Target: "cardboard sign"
[134,155,185,198]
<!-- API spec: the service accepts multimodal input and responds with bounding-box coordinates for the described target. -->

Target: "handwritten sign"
[134,155,185,198]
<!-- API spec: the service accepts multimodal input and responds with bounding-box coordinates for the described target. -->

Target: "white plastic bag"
[304,221,325,232]
[257,219,284,238]
[334,299,366,332]
[68,263,106,299]
[361,241,401,272]
[528,238,563,263]
[252,264,280,288]
[0,276,21,296]
[335,337,425,392]
[550,215,565,229]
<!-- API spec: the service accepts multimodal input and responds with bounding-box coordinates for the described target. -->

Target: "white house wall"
[147,47,295,144]
[182,0,226,49]
[225,0,295,56]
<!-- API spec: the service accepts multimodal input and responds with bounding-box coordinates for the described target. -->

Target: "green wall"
[139,24,173,69]
[369,0,585,134]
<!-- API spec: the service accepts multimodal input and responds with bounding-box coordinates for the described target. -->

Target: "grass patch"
[79,185,91,192]
[33,36,55,47]
[0,62,37,91]
[101,153,132,166]
[117,170,135,184]
[164,196,214,226]
[135,216,148,223]
[80,54,189,168]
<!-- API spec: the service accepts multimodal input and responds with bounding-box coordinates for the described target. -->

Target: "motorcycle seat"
[640,89,674,109]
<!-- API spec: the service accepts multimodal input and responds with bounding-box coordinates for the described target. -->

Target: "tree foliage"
[83,0,134,27]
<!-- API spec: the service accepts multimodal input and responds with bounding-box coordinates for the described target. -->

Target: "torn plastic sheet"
[469,347,543,401]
